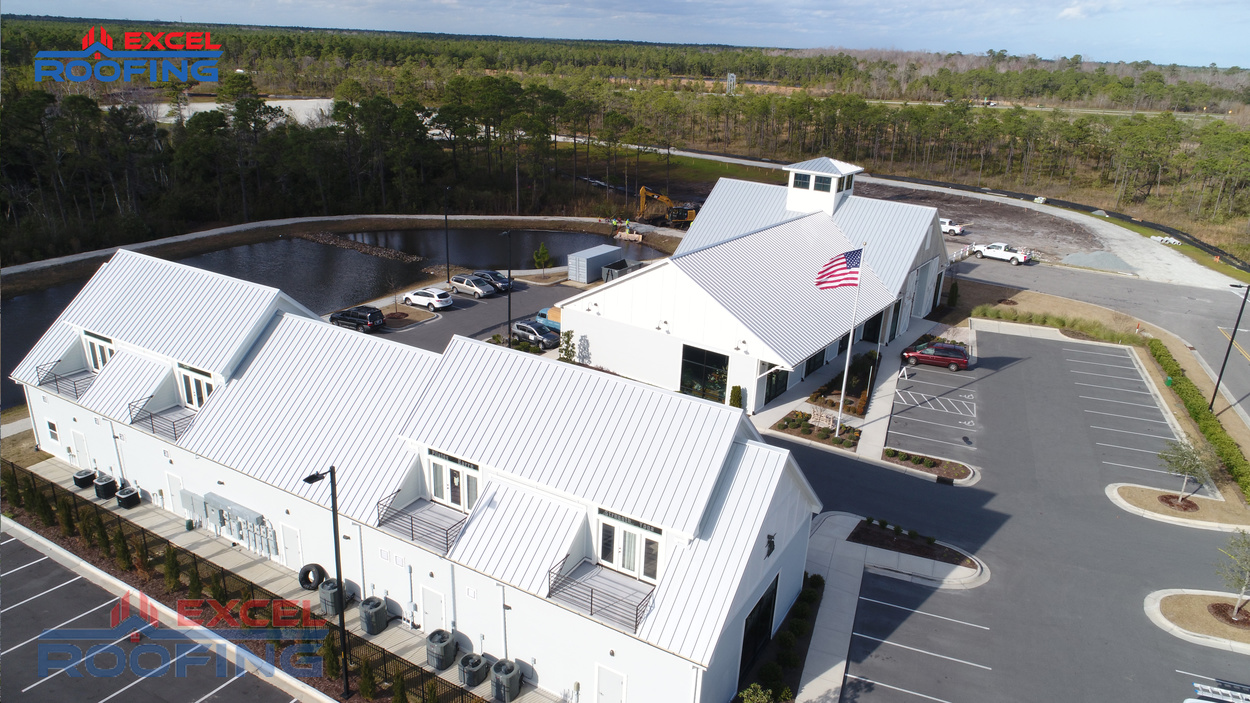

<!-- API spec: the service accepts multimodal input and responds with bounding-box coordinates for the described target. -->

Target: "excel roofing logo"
[35,25,223,83]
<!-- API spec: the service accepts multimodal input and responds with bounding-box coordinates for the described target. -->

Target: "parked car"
[449,274,496,298]
[403,287,453,311]
[939,218,965,235]
[971,242,1032,266]
[474,270,513,293]
[329,306,386,333]
[901,342,969,371]
[537,307,561,332]
[511,319,560,349]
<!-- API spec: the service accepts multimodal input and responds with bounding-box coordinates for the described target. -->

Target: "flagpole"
[836,243,867,437]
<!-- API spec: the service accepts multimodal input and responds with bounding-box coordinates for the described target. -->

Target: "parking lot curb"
[1,520,339,703]
[863,541,991,591]
[1104,483,1250,533]
[764,427,985,487]
[1143,589,1250,656]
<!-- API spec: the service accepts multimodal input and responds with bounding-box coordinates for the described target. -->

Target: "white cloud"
[1058,5,1086,19]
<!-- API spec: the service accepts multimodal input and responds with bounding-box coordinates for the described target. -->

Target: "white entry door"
[421,587,444,632]
[167,473,184,517]
[71,430,91,469]
[597,665,625,703]
[281,524,302,570]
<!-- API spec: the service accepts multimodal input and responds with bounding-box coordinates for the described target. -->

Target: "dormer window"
[597,508,662,583]
[429,449,479,512]
[838,174,855,192]
[178,363,214,410]
[792,173,811,190]
[84,332,115,372]
[814,176,832,193]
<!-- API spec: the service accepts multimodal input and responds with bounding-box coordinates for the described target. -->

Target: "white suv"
[404,287,453,311]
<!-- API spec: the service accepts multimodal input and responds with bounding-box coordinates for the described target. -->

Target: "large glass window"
[643,538,659,580]
[792,173,810,189]
[814,175,832,192]
[178,364,214,410]
[85,332,115,372]
[680,345,729,403]
[466,474,478,510]
[432,462,444,500]
[600,524,615,563]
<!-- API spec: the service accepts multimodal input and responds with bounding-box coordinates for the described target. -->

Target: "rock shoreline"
[291,230,424,264]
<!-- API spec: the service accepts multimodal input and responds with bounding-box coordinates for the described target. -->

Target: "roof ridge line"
[673,211,825,260]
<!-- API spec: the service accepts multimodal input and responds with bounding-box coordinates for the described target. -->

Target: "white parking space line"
[1084,409,1167,423]
[844,674,953,703]
[21,620,156,691]
[191,670,246,703]
[98,644,205,703]
[1090,425,1175,440]
[901,375,972,390]
[889,431,977,450]
[0,576,82,613]
[891,414,978,431]
[1074,382,1151,395]
[1071,369,1141,381]
[853,632,992,670]
[1097,442,1161,454]
[859,596,990,629]
[1080,395,1159,408]
[1068,359,1135,370]
[1064,348,1131,358]
[1,536,17,545]
[895,390,976,417]
[2,555,49,576]
[2,597,120,655]
[1103,461,1169,475]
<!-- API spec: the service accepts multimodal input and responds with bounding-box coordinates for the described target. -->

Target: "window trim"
[47,420,59,443]
[814,175,832,193]
[792,173,811,190]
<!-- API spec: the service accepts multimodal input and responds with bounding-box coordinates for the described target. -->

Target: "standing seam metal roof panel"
[783,157,864,176]
[10,322,79,387]
[831,195,939,294]
[448,481,585,596]
[177,314,442,525]
[75,351,171,423]
[402,337,741,537]
[674,179,808,257]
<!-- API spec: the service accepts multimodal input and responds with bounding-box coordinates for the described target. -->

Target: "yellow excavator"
[637,187,700,228]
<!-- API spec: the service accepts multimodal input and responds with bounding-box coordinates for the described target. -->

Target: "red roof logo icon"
[81,27,114,60]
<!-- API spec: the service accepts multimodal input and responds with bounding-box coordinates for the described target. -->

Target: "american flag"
[815,248,862,290]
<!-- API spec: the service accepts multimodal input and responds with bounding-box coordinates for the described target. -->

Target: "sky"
[3,0,1247,69]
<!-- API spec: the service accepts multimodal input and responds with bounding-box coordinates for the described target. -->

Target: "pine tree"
[164,546,181,593]
[358,657,377,700]
[95,515,112,558]
[113,527,132,571]
[187,563,203,599]
[57,496,76,537]
[321,631,341,680]
[425,680,439,703]
[533,241,552,275]
[3,467,23,509]
[209,572,227,603]
[391,672,408,703]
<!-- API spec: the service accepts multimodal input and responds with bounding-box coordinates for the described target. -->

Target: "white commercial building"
[12,249,822,703]
[558,157,948,414]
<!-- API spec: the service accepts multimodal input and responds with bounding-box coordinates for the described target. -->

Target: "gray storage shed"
[567,244,623,284]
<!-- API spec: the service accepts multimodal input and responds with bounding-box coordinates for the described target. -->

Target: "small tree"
[392,672,408,703]
[1158,439,1216,502]
[559,330,575,362]
[1218,529,1250,621]
[321,631,341,680]
[95,514,112,558]
[35,487,55,527]
[948,279,960,308]
[164,546,181,593]
[729,385,743,408]
[113,527,132,571]
[187,562,203,599]
[209,572,227,603]
[740,683,774,703]
[533,242,552,275]
[3,467,23,509]
[358,657,377,700]
[424,680,439,703]
[133,536,151,578]
[57,496,77,537]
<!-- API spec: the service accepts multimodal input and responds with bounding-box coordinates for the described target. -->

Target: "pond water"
[2,228,652,408]
[341,228,665,270]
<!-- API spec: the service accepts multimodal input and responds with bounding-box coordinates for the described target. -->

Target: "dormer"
[783,157,864,216]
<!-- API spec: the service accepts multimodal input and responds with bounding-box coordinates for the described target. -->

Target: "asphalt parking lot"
[886,361,987,468]
[1,533,301,703]
[384,281,574,354]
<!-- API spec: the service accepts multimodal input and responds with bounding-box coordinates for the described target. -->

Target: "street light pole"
[443,187,451,284]
[1211,283,1250,411]
[305,466,350,699]
[500,230,513,348]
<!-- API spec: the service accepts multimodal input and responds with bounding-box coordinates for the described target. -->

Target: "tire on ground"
[298,563,327,591]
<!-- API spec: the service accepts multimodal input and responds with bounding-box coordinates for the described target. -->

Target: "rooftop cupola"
[783,157,864,215]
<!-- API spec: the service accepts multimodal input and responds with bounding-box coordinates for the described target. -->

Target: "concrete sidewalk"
[795,512,987,703]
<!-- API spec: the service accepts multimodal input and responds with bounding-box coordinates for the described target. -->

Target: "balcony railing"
[128,396,196,441]
[547,555,654,633]
[36,361,95,400]
[376,490,467,555]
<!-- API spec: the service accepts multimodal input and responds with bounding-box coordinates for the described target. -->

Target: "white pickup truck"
[972,242,1032,265]
[939,218,965,235]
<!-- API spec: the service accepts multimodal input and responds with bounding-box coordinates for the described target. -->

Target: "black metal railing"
[128,397,196,441]
[36,361,95,400]
[547,555,654,633]
[376,490,466,554]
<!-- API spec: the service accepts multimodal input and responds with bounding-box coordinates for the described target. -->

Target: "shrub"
[1046,314,1068,328]
[95,514,112,557]
[57,496,76,537]
[927,536,938,545]
[971,303,991,317]
[33,482,54,527]
[3,467,23,509]
[187,562,203,599]
[490,333,502,344]
[759,661,785,690]
[321,631,341,680]
[798,587,820,604]
[808,573,825,589]
[924,458,938,468]
[730,385,743,408]
[778,686,794,703]
[164,547,181,593]
[740,683,774,703]
[1001,308,1019,321]
[392,673,408,703]
[831,437,845,446]
[791,602,811,619]
[210,572,227,603]
[777,649,800,669]
[912,455,924,464]
[800,427,813,435]
[885,448,897,458]
[788,618,811,637]
[113,527,132,571]
[898,452,910,461]
[816,429,830,439]
[133,535,151,576]
[908,529,920,539]
[359,657,377,700]
[892,524,903,536]
[947,279,959,308]
[777,631,796,651]
[425,680,439,703]
[775,421,788,430]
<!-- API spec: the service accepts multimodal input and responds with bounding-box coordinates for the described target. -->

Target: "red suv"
[901,342,969,371]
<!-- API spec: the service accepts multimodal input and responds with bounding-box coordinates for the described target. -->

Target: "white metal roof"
[177,313,442,525]
[570,244,623,259]
[831,195,939,293]
[76,352,170,423]
[638,440,790,665]
[55,249,310,376]
[10,322,78,387]
[675,179,806,257]
[449,480,585,597]
[402,337,742,537]
[672,214,898,368]
[784,157,864,176]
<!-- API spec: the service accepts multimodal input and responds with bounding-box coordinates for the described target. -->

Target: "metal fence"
[1,458,489,703]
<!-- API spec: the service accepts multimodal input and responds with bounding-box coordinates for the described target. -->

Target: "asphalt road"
[771,331,1247,703]
[380,282,575,354]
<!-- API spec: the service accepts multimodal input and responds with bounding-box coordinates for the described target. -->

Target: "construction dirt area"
[855,181,1103,262]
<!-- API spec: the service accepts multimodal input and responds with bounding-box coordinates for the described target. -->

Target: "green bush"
[808,573,825,589]
[3,468,23,509]
[777,630,797,651]
[892,524,904,535]
[113,527,132,571]
[391,673,408,703]
[947,279,959,308]
[911,455,924,464]
[927,536,938,545]
[816,429,830,439]
[778,686,794,703]
[359,657,377,700]
[57,496,76,537]
[95,514,112,557]
[210,573,227,603]
[759,661,784,688]
[791,602,811,620]
[1046,314,1068,328]
[924,457,938,468]
[188,563,203,599]
[971,304,992,317]
[788,618,811,638]
[164,547,181,593]
[898,452,911,461]
[775,421,788,430]
[885,448,898,458]
[777,649,801,669]
[730,385,743,409]
[908,529,920,539]
[798,587,820,604]
[321,631,341,680]
[800,427,813,435]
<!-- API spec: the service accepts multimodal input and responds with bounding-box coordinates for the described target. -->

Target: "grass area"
[1160,593,1250,646]
[1,429,53,468]
[1080,211,1250,285]
[971,304,1146,345]
[1,405,30,423]
[1117,484,1250,525]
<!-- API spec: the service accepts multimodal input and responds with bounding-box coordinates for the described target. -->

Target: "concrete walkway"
[1,416,32,438]
[796,512,987,703]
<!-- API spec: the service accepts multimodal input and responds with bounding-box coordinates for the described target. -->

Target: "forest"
[2,16,1248,265]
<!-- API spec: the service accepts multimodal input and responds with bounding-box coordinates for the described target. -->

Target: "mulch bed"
[734,573,825,703]
[1158,494,1200,512]
[772,417,859,453]
[880,452,971,480]
[847,520,975,568]
[1208,602,1250,629]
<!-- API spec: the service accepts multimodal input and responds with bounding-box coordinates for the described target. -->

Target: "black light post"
[443,187,451,284]
[304,466,349,700]
[1212,283,1250,411]
[500,230,513,348]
